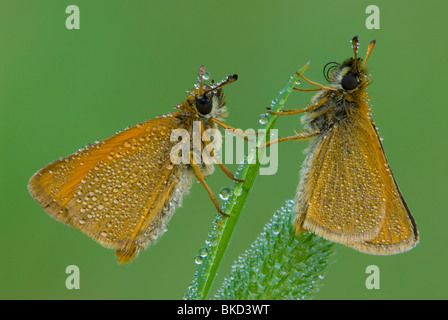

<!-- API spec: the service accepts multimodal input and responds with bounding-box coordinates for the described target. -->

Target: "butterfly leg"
[190,156,229,217]
[210,117,258,141]
[262,129,319,148]
[201,120,244,183]
[212,152,244,183]
[268,95,330,116]
[295,72,337,91]
[268,104,319,115]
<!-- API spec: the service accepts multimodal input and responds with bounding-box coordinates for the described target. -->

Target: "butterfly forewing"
[28,113,192,262]
[295,108,418,253]
[348,123,418,254]
[296,110,389,243]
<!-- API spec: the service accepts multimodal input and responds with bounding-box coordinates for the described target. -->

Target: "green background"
[1,0,446,299]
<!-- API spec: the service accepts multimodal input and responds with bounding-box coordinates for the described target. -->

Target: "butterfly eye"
[341,74,358,90]
[196,96,213,115]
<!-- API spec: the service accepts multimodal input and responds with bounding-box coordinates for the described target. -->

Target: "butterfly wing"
[295,111,386,242]
[295,109,417,252]
[348,124,418,254]
[28,113,193,262]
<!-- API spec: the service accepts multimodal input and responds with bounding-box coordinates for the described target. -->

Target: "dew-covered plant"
[214,200,333,300]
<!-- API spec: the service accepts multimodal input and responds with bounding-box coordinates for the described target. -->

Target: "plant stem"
[184,63,310,300]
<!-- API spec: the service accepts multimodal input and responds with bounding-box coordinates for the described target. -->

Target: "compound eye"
[341,74,358,90]
[196,96,213,114]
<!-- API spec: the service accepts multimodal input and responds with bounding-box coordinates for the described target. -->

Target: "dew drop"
[202,71,210,80]
[259,113,269,124]
[194,255,203,265]
[271,222,281,235]
[219,187,231,200]
[233,187,242,197]
[199,247,209,258]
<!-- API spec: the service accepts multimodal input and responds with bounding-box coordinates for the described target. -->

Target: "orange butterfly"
[28,66,243,262]
[270,36,418,254]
